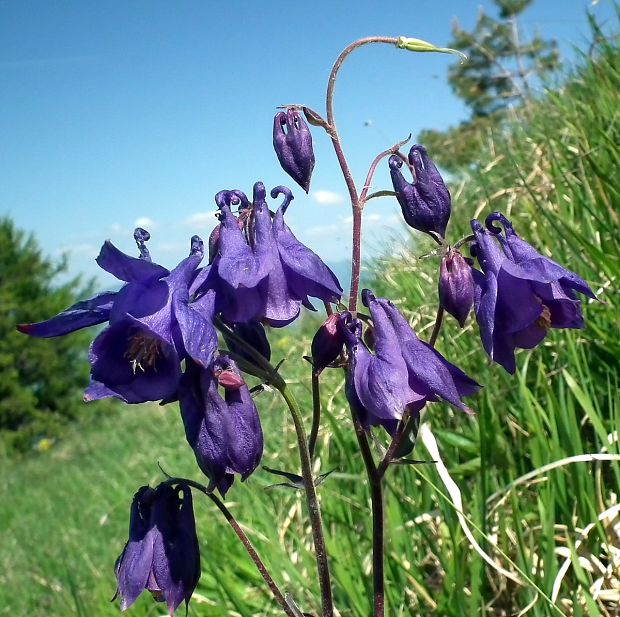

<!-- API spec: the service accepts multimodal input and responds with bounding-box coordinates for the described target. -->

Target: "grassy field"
[2,30,620,617]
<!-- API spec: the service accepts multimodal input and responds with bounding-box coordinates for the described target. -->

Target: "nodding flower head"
[114,482,201,615]
[389,145,451,238]
[273,108,315,193]
[178,356,263,495]
[469,212,596,373]
[338,289,479,434]
[192,181,342,327]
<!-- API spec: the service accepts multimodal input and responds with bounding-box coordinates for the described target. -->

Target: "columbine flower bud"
[439,248,475,328]
[273,109,315,193]
[389,145,451,238]
[311,313,343,374]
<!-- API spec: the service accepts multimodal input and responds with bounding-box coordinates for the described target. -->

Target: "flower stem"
[164,477,297,617]
[351,418,385,617]
[428,305,445,348]
[274,377,334,617]
[309,371,321,460]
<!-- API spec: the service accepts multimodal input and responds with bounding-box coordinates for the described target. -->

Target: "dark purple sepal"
[369,292,479,415]
[252,183,300,325]
[172,288,217,368]
[338,313,401,434]
[273,199,342,304]
[438,248,475,328]
[273,109,315,193]
[178,363,230,493]
[218,357,263,480]
[16,291,117,338]
[115,486,156,611]
[96,240,169,283]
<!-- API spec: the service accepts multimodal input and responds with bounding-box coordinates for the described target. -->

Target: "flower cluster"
[17,47,598,614]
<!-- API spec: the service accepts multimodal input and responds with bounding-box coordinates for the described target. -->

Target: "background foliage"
[0,219,117,453]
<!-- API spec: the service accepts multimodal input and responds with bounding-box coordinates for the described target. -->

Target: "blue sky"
[0,0,614,287]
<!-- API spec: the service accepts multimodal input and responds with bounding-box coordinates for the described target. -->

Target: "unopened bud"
[311,313,343,374]
[438,248,474,328]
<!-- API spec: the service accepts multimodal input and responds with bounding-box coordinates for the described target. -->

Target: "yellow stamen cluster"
[124,333,162,374]
[535,304,552,331]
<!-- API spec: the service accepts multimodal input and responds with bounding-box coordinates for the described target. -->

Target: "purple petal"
[179,366,230,493]
[222,362,263,479]
[115,487,156,611]
[17,291,116,338]
[377,297,479,413]
[217,205,269,289]
[96,240,169,283]
[273,208,342,302]
[172,290,217,367]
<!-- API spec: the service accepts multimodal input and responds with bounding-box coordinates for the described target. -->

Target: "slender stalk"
[164,478,297,617]
[359,139,411,204]
[350,418,384,617]
[428,305,445,348]
[370,476,385,617]
[309,371,321,459]
[323,36,399,315]
[349,205,363,313]
[274,377,333,617]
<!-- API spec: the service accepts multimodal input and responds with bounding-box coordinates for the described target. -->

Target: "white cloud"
[134,216,156,229]
[183,212,218,229]
[310,190,345,206]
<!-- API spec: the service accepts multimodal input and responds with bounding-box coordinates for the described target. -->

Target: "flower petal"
[96,240,169,283]
[17,291,116,338]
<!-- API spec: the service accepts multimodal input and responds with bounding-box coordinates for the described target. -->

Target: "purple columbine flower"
[389,145,451,238]
[338,289,479,433]
[114,483,200,616]
[273,108,315,193]
[439,248,475,327]
[178,355,263,495]
[470,212,596,373]
[18,230,217,403]
[192,182,342,327]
